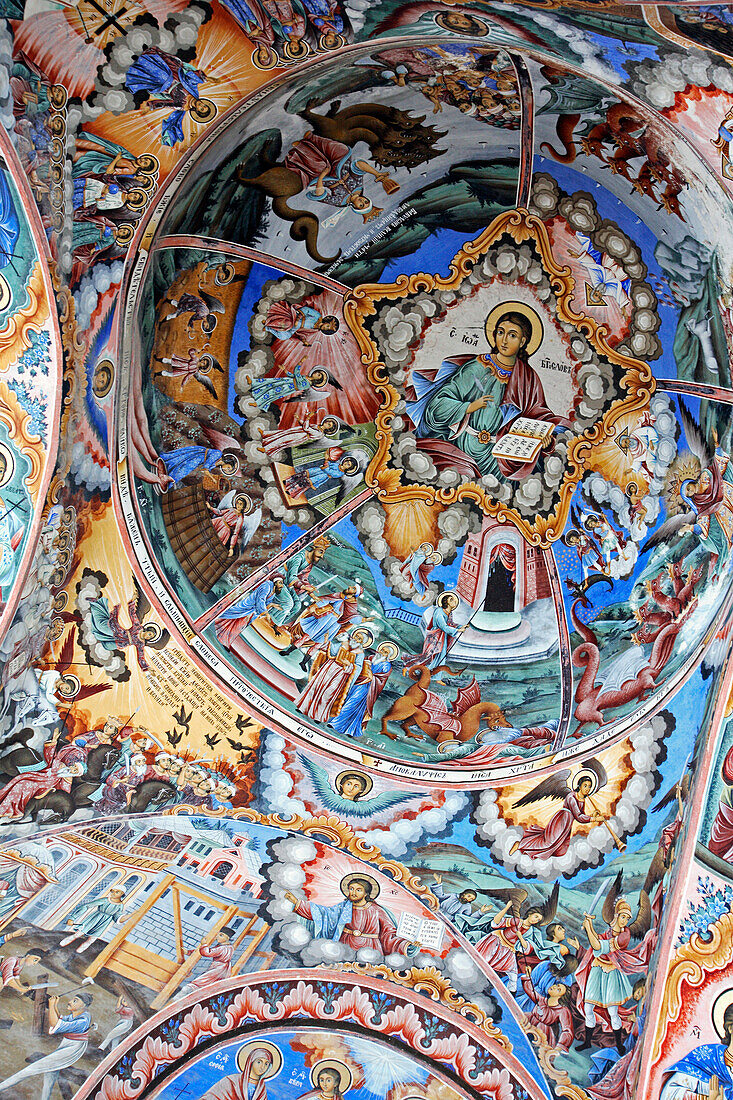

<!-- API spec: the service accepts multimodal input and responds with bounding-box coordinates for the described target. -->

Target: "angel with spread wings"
[474,883,560,993]
[642,399,733,576]
[509,759,607,859]
[154,349,224,399]
[82,576,170,678]
[300,759,414,818]
[163,289,226,335]
[576,873,654,1054]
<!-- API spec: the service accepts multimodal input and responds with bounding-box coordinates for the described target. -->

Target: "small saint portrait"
[202,1039,283,1100]
[434,11,489,36]
[407,301,571,483]
[335,770,373,802]
[92,358,115,399]
[298,1059,353,1100]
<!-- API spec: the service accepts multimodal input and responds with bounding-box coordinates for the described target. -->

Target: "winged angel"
[300,758,414,818]
[509,758,609,859]
[77,570,170,681]
[643,398,733,576]
[578,872,654,1053]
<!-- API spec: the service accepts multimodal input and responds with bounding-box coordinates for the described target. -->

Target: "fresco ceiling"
[5,2,733,1099]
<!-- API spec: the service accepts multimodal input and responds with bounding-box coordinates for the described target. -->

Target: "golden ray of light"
[383,499,442,560]
[585,410,652,496]
[495,738,633,830]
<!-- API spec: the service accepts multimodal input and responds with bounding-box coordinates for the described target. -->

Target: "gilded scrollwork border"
[651,910,733,1063]
[344,208,655,546]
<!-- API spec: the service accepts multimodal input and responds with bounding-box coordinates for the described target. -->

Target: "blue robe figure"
[302,0,344,34]
[0,171,20,275]
[404,599,461,671]
[158,446,226,485]
[661,1042,733,1098]
[216,579,276,647]
[297,591,360,652]
[125,49,207,147]
[331,652,391,739]
[250,364,311,410]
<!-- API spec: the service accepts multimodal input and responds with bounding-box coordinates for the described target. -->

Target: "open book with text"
[492,417,554,463]
[396,911,445,951]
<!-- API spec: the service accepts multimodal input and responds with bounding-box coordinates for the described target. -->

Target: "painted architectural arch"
[4,4,733,1100]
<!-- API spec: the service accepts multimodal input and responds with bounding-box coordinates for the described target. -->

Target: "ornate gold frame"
[651,910,733,1063]
[344,208,655,546]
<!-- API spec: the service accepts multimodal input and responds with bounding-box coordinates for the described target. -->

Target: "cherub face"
[339,776,367,801]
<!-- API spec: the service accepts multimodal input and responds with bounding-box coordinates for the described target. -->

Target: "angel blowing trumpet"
[509,758,625,859]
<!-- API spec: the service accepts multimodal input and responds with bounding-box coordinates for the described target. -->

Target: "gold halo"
[377,640,399,661]
[340,871,380,901]
[352,627,374,648]
[573,768,600,796]
[310,1059,353,1093]
[713,989,733,1040]
[135,153,159,174]
[141,622,163,644]
[93,358,114,399]
[236,1040,283,1077]
[56,674,80,700]
[234,492,253,514]
[53,591,68,612]
[0,441,15,487]
[336,769,374,797]
[320,416,341,437]
[115,223,135,245]
[484,301,543,357]
[190,97,217,124]
[434,10,489,35]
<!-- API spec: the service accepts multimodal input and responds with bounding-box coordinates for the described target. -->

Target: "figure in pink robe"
[528,995,574,1051]
[709,742,733,861]
[510,784,596,859]
[210,505,245,553]
[181,931,234,997]
[0,741,84,821]
[285,876,416,956]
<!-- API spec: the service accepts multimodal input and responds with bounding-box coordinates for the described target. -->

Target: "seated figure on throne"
[406,303,571,481]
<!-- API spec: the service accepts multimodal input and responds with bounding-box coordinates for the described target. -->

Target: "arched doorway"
[483,547,517,614]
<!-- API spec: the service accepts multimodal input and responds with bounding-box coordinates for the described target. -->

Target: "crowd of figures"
[431,873,663,1099]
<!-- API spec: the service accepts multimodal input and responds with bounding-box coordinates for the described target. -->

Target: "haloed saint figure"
[407,302,570,481]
